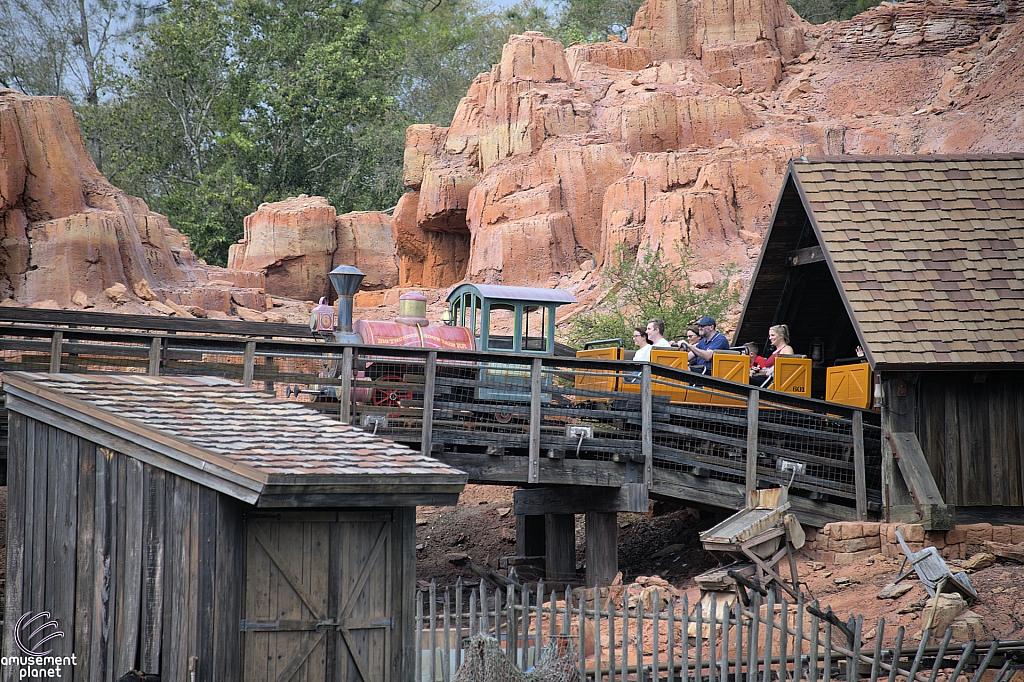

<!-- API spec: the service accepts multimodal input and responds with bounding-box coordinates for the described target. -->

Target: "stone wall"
[804,521,1024,565]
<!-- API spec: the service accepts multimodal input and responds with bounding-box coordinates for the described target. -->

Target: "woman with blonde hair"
[763,324,794,368]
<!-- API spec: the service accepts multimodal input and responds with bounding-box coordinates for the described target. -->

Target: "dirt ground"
[416,484,1024,645]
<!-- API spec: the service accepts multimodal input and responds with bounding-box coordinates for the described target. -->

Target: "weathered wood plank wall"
[2,416,246,682]
[917,372,1024,507]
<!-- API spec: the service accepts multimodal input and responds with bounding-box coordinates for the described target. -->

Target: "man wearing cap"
[685,316,730,372]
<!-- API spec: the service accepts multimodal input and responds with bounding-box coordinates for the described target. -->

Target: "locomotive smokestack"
[328,265,364,337]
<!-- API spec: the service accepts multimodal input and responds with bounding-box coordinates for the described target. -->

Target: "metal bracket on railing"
[362,414,388,436]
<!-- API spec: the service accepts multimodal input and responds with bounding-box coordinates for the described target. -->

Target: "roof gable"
[793,155,1024,368]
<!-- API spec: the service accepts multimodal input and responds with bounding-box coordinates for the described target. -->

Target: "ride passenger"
[744,342,767,371]
[644,318,673,354]
[685,316,730,372]
[762,324,795,369]
[632,327,653,362]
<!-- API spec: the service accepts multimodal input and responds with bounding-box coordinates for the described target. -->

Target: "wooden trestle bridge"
[0,309,881,528]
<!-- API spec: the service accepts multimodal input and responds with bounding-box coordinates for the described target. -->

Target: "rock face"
[389,0,1024,295]
[0,90,203,305]
[228,196,400,300]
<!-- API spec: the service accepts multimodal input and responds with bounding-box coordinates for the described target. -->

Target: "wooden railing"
[0,313,882,522]
[415,579,1023,682]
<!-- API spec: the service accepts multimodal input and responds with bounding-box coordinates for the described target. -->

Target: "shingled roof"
[3,372,467,506]
[753,155,1024,369]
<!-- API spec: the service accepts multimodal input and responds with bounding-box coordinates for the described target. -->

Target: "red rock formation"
[229,195,337,302]
[334,211,399,290]
[389,0,1024,300]
[0,89,208,307]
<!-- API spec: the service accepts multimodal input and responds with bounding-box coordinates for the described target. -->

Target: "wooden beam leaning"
[421,351,437,457]
[853,411,867,520]
[641,364,653,486]
[49,330,63,374]
[242,341,256,387]
[513,484,648,515]
[746,389,759,496]
[339,346,353,425]
[148,337,162,376]
[528,358,542,484]
[888,431,955,530]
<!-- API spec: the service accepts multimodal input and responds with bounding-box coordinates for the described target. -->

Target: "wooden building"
[736,154,1024,528]
[2,372,466,682]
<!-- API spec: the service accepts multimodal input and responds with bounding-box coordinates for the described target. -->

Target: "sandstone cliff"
[386,0,1024,307]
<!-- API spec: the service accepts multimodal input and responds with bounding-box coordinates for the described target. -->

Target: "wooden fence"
[415,579,1023,682]
[0,310,882,524]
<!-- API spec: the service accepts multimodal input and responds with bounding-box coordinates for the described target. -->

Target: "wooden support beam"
[49,331,63,374]
[585,511,618,587]
[516,514,545,557]
[148,337,162,376]
[513,484,648,515]
[888,431,955,530]
[746,389,759,496]
[421,351,437,457]
[544,513,575,581]
[881,373,915,519]
[786,245,825,267]
[242,341,256,387]
[339,347,353,425]
[853,411,867,521]
[528,358,542,484]
[641,364,653,485]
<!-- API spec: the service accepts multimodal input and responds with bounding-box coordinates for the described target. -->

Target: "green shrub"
[563,244,738,348]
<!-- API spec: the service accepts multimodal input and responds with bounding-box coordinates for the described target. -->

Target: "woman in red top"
[763,324,794,368]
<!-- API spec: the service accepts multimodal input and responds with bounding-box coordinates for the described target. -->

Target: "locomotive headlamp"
[440,304,453,326]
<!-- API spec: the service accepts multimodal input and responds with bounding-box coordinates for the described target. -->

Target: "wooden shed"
[2,372,466,682]
[735,154,1024,528]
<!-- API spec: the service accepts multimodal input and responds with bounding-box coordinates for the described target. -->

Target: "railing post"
[339,346,353,425]
[528,358,542,484]
[641,364,653,486]
[148,337,162,376]
[853,411,867,520]
[746,389,760,497]
[49,330,63,374]
[421,351,437,457]
[242,340,256,387]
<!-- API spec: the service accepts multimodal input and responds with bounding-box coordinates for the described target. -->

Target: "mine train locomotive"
[314,265,875,411]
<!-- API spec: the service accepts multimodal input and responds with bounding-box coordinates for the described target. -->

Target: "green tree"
[554,0,643,44]
[564,244,738,348]
[785,0,883,23]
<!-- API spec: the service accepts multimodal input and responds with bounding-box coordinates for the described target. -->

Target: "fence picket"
[779,598,789,682]
[469,589,477,638]
[536,582,545,656]
[430,581,437,682]
[480,581,488,635]
[747,591,760,682]
[595,588,604,682]
[696,591,705,682]
[928,625,953,682]
[443,588,452,682]
[609,594,617,682]
[823,621,832,682]
[682,594,691,682]
[848,616,861,682]
[868,620,885,682]
[578,592,586,676]
[416,590,423,682]
[886,627,904,682]
[794,593,805,682]
[709,591,718,682]
[456,580,464,672]
[944,639,975,682]
[721,597,731,682]
[667,595,676,682]
[734,600,744,682]
[969,640,1001,682]
[507,583,516,663]
[636,597,645,682]
[621,596,628,682]
[653,589,661,682]
[763,590,776,682]
[809,601,820,682]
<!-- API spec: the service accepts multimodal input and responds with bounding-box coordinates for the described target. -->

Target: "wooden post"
[528,358,542,484]
[544,514,575,581]
[853,410,867,520]
[880,373,915,518]
[242,341,256,387]
[49,330,63,374]
[584,511,618,587]
[148,337,162,376]
[746,389,760,496]
[421,351,437,457]
[641,364,653,485]
[339,347,353,425]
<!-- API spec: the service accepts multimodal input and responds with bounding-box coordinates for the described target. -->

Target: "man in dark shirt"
[686,316,730,372]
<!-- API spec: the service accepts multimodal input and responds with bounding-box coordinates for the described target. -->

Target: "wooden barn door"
[242,511,396,682]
